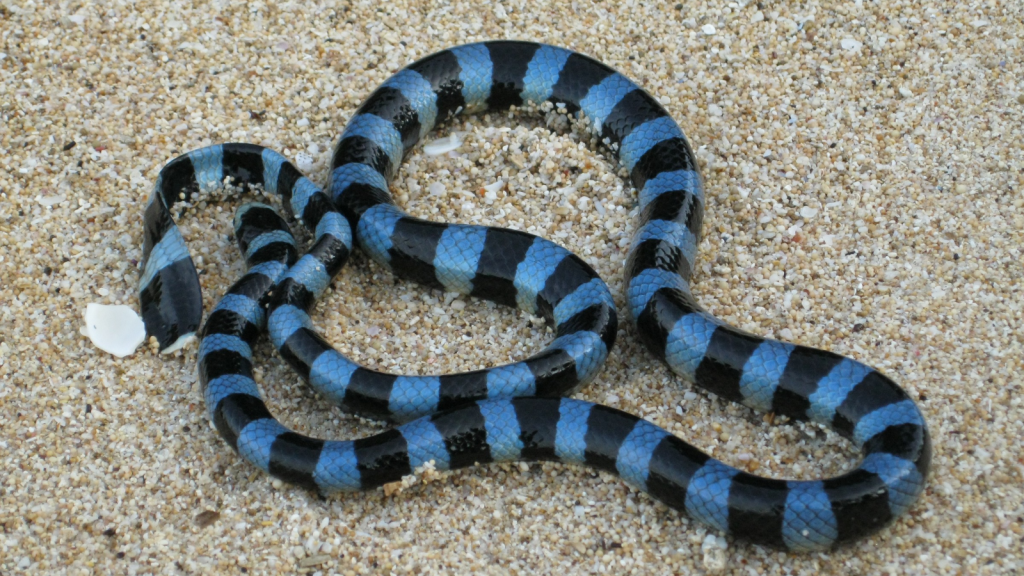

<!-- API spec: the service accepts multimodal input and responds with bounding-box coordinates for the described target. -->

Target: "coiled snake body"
[140,41,930,551]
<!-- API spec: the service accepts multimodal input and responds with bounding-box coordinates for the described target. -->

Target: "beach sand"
[1,0,1022,573]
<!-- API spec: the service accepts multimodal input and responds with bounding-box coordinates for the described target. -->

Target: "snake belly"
[139,41,931,551]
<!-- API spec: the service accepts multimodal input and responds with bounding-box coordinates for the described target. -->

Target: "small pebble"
[295,152,314,172]
[701,534,728,573]
[299,554,331,568]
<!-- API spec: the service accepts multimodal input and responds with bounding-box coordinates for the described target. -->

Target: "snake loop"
[140,41,930,551]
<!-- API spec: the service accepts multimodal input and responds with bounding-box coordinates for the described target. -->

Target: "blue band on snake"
[139,41,930,551]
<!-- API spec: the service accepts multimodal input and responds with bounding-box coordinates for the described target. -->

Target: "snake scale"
[139,41,930,551]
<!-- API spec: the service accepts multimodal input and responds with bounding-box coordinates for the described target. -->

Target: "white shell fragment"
[423,133,462,155]
[482,180,504,195]
[428,182,447,197]
[37,194,66,207]
[84,303,147,357]
[482,180,503,204]
[840,38,863,51]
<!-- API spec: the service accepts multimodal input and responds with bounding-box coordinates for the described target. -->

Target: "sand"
[1,0,1022,574]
